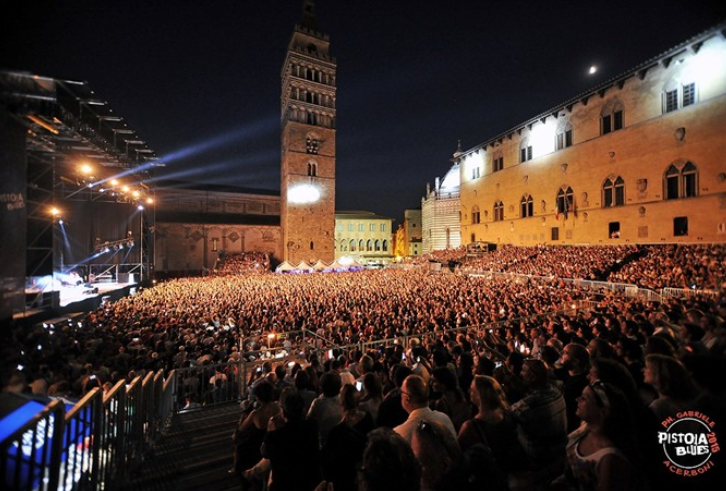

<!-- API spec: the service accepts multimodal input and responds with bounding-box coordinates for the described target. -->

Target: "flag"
[563,196,569,219]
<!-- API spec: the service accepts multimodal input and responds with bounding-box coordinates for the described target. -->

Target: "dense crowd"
[460,243,726,290]
[2,243,726,490]
[214,251,271,275]
[607,244,726,290]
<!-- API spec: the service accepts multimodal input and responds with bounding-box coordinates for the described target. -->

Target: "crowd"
[224,290,725,491]
[459,243,726,290]
[214,251,271,275]
[2,243,726,490]
[607,244,726,290]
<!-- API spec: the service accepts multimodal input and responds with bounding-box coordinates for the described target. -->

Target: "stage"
[16,280,139,325]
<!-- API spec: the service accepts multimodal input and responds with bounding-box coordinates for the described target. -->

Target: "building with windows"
[422,145,462,252]
[280,0,337,264]
[153,183,281,276]
[458,23,726,246]
[394,209,423,259]
[335,211,394,264]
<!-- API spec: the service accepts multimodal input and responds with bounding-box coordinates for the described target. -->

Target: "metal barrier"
[662,287,721,300]
[0,368,181,491]
[0,398,65,491]
[59,390,101,491]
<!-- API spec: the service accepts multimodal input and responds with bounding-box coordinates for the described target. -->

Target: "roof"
[457,21,726,159]
[155,179,279,197]
[336,211,394,220]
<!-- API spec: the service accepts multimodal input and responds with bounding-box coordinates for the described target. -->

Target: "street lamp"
[138,205,144,282]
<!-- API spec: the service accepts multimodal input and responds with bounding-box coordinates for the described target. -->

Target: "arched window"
[603,176,625,207]
[471,205,481,224]
[341,240,348,252]
[493,201,504,222]
[375,240,381,251]
[555,121,573,150]
[556,187,574,218]
[382,240,388,252]
[665,162,699,200]
[358,239,364,252]
[307,161,317,177]
[492,150,504,172]
[663,78,697,114]
[520,195,534,217]
[519,137,533,163]
[366,239,372,251]
[601,100,624,135]
[349,239,356,252]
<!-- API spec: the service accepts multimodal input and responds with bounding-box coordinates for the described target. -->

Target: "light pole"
[138,204,144,282]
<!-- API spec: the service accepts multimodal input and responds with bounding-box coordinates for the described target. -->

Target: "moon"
[589,65,598,75]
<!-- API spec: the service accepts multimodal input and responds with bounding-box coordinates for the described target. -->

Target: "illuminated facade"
[459,24,726,246]
[396,209,422,258]
[335,211,394,264]
[153,184,282,275]
[422,145,462,252]
[280,1,337,263]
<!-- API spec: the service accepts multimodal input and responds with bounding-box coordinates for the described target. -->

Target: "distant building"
[153,183,281,276]
[335,211,394,264]
[395,209,422,259]
[422,145,462,253]
[458,23,726,246]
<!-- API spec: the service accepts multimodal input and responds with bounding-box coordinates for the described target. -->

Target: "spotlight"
[137,205,144,211]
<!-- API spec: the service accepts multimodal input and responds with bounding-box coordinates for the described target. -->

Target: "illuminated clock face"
[288,183,321,204]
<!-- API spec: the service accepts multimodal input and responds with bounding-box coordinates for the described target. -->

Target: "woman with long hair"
[643,353,700,421]
[458,375,528,478]
[554,381,643,490]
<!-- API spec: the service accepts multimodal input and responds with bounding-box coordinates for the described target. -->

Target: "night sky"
[3,0,725,224]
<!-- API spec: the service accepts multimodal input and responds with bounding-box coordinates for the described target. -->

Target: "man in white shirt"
[394,374,456,444]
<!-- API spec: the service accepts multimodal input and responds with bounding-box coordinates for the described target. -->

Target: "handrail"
[0,398,65,491]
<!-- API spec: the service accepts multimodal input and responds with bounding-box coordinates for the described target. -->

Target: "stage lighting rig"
[94,236,136,253]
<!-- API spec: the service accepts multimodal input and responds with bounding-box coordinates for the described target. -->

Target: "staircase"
[119,403,244,491]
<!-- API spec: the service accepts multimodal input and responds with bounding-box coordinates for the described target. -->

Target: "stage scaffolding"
[1,70,159,317]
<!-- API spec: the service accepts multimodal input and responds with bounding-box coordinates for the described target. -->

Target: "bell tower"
[280,0,337,263]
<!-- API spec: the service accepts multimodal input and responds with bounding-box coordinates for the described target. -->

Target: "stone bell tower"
[280,0,337,263]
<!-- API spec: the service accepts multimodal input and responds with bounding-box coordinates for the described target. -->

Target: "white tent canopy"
[275,261,296,273]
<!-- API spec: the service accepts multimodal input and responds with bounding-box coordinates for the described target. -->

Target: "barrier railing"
[0,398,65,491]
[662,287,721,300]
[59,389,100,491]
[0,368,181,491]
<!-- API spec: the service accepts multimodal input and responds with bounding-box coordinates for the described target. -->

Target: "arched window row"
[665,161,698,200]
